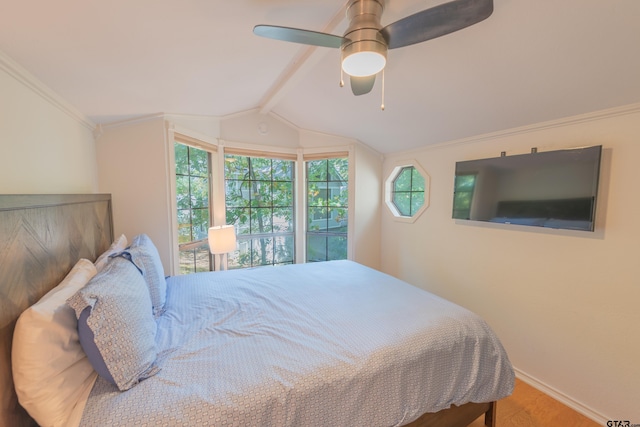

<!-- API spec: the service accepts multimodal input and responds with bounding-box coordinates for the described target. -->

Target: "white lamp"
[208,225,236,271]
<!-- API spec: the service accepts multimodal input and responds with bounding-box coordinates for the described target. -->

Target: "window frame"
[174,141,214,274]
[223,153,296,269]
[384,160,430,223]
[305,156,349,263]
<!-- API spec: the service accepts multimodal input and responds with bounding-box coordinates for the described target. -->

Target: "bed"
[1,194,514,427]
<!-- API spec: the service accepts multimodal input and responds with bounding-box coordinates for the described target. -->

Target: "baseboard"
[513,367,609,425]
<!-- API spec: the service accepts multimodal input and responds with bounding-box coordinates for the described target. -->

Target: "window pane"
[272,159,292,181]
[307,160,327,182]
[179,248,195,275]
[250,157,272,181]
[393,192,411,216]
[306,234,327,262]
[175,143,189,175]
[411,192,424,216]
[328,158,348,182]
[308,208,328,231]
[194,246,211,273]
[189,148,208,177]
[273,181,293,207]
[249,181,272,207]
[412,168,425,191]
[230,207,251,235]
[225,155,248,177]
[326,207,347,230]
[334,184,348,207]
[190,176,209,208]
[327,235,348,260]
[274,235,294,264]
[308,182,328,207]
[225,179,249,208]
[251,208,273,234]
[176,176,190,210]
[177,209,192,244]
[251,237,273,266]
[192,208,209,241]
[273,207,293,233]
[394,167,412,192]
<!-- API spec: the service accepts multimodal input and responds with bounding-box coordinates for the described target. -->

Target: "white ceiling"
[1,0,639,154]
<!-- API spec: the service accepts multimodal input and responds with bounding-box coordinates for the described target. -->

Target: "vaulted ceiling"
[1,0,639,154]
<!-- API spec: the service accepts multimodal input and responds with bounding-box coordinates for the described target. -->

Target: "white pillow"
[94,234,128,272]
[12,258,99,427]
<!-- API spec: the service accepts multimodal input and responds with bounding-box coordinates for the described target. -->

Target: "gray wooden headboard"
[0,194,113,427]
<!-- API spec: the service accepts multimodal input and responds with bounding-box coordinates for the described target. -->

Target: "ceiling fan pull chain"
[340,66,345,88]
[381,69,385,111]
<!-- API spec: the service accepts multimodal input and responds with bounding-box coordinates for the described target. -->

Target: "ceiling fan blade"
[350,75,376,96]
[381,0,493,49]
[253,25,346,48]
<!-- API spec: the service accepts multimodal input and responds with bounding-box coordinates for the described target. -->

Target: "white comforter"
[77,260,514,427]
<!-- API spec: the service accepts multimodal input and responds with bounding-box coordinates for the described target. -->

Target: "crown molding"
[0,50,95,131]
[387,102,640,158]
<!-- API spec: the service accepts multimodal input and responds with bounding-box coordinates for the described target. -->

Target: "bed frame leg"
[484,401,496,427]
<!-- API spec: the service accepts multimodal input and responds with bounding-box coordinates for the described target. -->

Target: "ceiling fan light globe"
[342,51,386,77]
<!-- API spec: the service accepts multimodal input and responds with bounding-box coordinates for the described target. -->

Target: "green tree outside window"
[306,158,349,262]
[225,155,295,268]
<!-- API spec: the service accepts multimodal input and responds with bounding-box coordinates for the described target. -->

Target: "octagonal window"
[385,161,429,222]
[392,166,425,216]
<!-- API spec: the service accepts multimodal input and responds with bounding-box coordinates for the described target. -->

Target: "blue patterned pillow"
[126,234,167,318]
[67,256,160,391]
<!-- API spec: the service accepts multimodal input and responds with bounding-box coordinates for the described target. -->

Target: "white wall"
[352,143,382,269]
[0,52,98,194]
[95,118,173,273]
[221,110,299,148]
[381,105,640,422]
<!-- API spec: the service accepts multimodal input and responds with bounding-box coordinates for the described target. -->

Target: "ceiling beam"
[258,3,348,115]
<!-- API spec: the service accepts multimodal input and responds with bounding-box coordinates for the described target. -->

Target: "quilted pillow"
[125,234,167,317]
[12,259,99,427]
[67,256,160,391]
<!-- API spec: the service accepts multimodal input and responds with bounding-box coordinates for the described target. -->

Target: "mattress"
[76,260,514,427]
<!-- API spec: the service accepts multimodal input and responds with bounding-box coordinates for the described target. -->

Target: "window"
[306,157,348,262]
[392,166,425,216]
[385,161,429,222]
[452,174,477,219]
[224,154,295,268]
[175,142,212,274]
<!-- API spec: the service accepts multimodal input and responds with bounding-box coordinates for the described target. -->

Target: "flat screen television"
[452,145,602,231]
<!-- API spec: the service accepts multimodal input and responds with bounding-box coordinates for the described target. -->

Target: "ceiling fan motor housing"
[341,0,388,76]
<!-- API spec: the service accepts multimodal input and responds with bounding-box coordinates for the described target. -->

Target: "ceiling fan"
[254,0,494,97]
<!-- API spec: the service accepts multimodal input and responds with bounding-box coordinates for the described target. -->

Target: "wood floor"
[469,379,600,427]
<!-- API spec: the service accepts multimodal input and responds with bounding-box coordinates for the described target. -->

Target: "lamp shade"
[341,38,387,77]
[342,50,386,77]
[208,225,236,254]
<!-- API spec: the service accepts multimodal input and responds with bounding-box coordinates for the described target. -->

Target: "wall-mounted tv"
[452,145,602,231]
